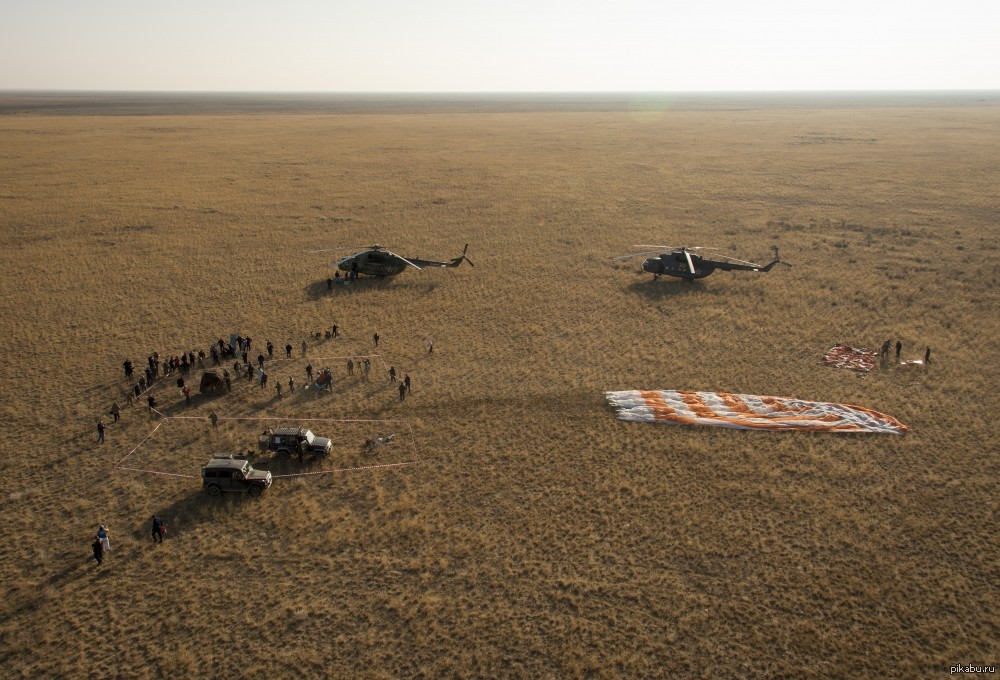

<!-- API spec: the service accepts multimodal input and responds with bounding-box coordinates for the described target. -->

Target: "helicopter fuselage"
[336,251,408,278]
[642,253,716,280]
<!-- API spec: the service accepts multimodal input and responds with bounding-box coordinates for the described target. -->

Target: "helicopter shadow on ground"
[304,278,438,301]
[625,278,725,301]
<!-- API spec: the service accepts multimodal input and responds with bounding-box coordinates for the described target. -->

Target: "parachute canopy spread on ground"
[606,390,907,434]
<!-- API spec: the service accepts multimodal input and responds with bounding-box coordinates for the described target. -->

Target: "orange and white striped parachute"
[605,390,907,435]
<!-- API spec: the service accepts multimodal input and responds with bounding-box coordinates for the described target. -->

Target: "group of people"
[880,339,932,365]
[104,322,421,443]
[91,517,167,567]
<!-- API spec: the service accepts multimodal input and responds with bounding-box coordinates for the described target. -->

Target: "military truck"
[201,455,272,497]
[257,427,332,460]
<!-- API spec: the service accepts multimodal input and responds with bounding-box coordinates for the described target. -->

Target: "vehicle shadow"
[625,279,722,300]
[304,277,436,300]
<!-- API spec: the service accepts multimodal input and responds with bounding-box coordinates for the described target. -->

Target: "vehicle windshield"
[240,462,252,476]
[304,431,314,444]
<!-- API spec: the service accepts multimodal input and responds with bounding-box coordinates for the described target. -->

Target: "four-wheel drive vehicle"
[202,456,272,497]
[257,427,332,458]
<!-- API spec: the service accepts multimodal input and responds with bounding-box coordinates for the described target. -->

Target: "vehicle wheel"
[248,485,263,497]
[207,484,222,497]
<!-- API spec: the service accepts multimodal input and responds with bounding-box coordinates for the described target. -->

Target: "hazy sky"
[1,0,997,91]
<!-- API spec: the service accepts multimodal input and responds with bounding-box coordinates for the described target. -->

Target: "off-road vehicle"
[202,455,273,497]
[257,427,332,459]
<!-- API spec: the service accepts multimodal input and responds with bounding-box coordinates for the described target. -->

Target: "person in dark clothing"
[267,341,274,359]
[306,364,314,382]
[895,340,902,362]
[257,354,265,369]
[111,402,121,422]
[404,374,411,393]
[92,537,104,565]
[151,516,163,543]
[327,277,333,291]
[147,395,157,411]
[97,420,106,443]
[123,359,133,380]
[332,323,339,338]
[246,364,254,382]
[373,332,379,348]
[399,382,406,401]
[285,344,292,358]
[388,366,396,383]
[134,383,141,400]
[925,346,931,364]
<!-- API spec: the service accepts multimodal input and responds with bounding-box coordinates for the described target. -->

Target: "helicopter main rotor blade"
[613,250,663,261]
[394,254,423,270]
[683,249,696,274]
[717,254,764,267]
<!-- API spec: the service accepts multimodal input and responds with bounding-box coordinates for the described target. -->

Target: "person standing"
[363,358,371,381]
[276,381,282,398]
[327,277,333,291]
[332,323,339,338]
[388,366,396,383]
[427,338,434,354]
[925,346,931,364]
[92,536,104,566]
[285,343,292,358]
[182,385,191,406]
[97,419,106,444]
[151,516,163,543]
[258,353,266,369]
[288,376,295,392]
[97,525,110,556]
[895,340,902,362]
[347,358,354,375]
[209,411,218,429]
[398,382,406,401]
[111,401,121,422]
[306,363,314,382]
[373,332,379,348]
[267,341,274,360]
[404,374,411,393]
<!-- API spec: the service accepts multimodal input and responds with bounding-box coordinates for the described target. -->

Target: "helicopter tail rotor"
[448,243,474,268]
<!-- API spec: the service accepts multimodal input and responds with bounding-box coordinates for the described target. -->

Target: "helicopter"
[614,245,789,281]
[312,243,474,278]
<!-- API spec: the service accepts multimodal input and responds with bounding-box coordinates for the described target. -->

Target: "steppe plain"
[0,92,997,678]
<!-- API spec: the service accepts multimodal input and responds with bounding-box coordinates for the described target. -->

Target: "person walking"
[92,536,104,566]
[110,402,121,422]
[373,332,379,348]
[151,515,164,543]
[97,419,107,444]
[399,382,406,401]
[388,366,396,383]
[267,341,274,360]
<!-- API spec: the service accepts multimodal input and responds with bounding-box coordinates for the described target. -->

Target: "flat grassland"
[0,94,997,678]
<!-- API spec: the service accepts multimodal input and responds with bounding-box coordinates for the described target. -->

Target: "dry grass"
[0,95,997,678]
